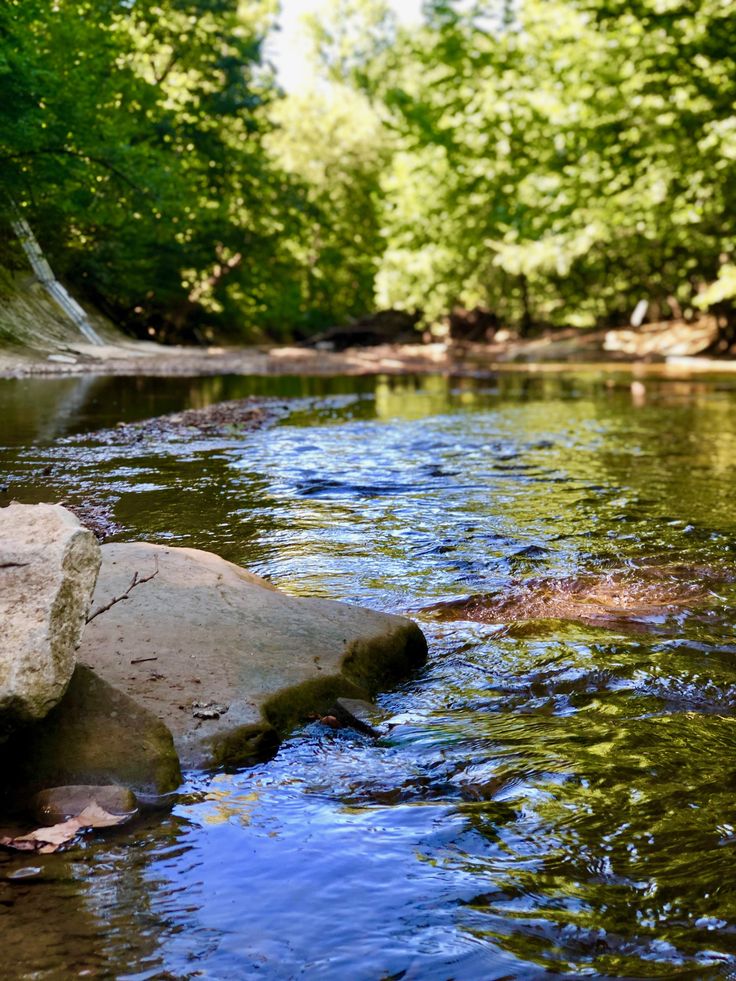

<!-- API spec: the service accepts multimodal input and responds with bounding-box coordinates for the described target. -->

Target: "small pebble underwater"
[3,370,736,979]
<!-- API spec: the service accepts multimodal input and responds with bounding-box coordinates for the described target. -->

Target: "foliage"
[0,0,380,340]
[266,83,388,332]
[1,0,735,340]
[346,0,736,333]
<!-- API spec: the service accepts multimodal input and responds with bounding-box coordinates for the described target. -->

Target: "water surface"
[2,370,736,979]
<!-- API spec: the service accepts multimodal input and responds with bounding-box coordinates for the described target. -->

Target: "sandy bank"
[1,312,734,379]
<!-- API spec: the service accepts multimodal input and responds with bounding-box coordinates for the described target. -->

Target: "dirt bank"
[1,312,735,379]
[0,339,459,378]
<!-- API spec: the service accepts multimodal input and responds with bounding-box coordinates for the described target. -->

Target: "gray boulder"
[79,542,427,768]
[0,503,100,725]
[3,664,181,797]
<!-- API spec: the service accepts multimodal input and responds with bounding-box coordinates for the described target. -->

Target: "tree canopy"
[1,0,734,341]
[346,0,736,332]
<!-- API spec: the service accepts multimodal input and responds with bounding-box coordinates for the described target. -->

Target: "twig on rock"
[86,562,159,623]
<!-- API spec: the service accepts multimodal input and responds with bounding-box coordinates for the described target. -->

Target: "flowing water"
[3,369,736,979]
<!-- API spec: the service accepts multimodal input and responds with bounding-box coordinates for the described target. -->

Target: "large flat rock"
[79,543,427,767]
[0,503,100,723]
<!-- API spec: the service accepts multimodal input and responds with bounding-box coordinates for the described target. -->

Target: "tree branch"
[86,561,159,623]
[154,51,179,85]
[1,148,148,195]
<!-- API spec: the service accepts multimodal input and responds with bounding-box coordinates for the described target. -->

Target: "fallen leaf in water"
[76,803,134,828]
[0,805,131,854]
[27,818,85,848]
[1,818,84,854]
[0,837,38,853]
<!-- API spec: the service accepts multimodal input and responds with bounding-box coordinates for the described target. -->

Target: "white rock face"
[0,504,101,722]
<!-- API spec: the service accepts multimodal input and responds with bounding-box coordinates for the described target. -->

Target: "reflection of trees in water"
[585,383,736,549]
[1,812,194,979]
[4,371,736,976]
[433,624,736,975]
[0,377,97,446]
[0,372,383,447]
[111,451,279,570]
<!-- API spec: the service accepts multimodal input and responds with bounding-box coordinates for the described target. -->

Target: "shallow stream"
[3,369,736,979]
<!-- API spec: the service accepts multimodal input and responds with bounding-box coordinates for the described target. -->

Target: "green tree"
[0,0,304,342]
[266,83,388,332]
[344,0,736,334]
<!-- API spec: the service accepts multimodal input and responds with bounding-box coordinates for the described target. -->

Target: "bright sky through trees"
[268,0,423,90]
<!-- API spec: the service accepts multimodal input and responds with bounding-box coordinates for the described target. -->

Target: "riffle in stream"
[2,370,736,979]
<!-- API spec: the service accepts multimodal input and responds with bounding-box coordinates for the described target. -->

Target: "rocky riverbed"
[0,503,427,843]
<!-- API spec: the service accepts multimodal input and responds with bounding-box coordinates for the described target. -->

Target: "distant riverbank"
[2,325,736,381]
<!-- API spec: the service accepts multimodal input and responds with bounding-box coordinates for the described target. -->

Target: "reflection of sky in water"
[4,372,736,978]
[155,766,499,980]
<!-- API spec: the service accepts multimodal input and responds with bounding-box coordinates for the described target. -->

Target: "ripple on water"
[4,372,736,978]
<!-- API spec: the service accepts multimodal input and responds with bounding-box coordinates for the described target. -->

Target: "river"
[2,369,736,979]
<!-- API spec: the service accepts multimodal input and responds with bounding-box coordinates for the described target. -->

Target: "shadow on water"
[4,370,736,977]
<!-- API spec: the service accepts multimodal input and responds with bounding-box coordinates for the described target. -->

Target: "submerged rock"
[0,503,100,725]
[79,543,428,768]
[423,564,729,631]
[31,784,138,825]
[2,665,181,797]
[99,397,279,446]
[330,697,389,738]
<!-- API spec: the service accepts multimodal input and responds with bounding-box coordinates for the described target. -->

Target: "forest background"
[1,0,735,346]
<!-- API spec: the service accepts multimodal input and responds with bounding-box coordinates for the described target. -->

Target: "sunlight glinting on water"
[3,371,736,978]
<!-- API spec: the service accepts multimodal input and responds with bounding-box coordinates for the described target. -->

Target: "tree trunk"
[518,273,533,338]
